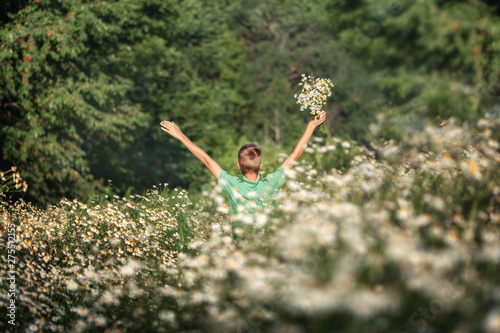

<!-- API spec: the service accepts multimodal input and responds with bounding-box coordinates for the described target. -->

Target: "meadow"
[1,114,500,333]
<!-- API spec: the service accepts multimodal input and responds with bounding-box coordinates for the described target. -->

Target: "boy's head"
[238,143,262,175]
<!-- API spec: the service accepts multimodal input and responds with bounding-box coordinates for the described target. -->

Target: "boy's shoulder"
[264,166,285,178]
[218,170,246,190]
[263,166,285,178]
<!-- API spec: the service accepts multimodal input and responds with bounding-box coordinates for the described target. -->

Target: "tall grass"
[1,114,499,332]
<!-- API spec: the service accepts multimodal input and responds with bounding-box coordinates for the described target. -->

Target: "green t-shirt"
[218,167,286,215]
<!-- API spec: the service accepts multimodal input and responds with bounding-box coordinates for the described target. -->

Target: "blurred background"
[1,0,499,206]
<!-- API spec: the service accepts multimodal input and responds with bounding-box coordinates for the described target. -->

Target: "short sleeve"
[218,170,231,193]
[265,166,286,189]
[218,170,242,196]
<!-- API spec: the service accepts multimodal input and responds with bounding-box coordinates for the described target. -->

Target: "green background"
[1,0,499,205]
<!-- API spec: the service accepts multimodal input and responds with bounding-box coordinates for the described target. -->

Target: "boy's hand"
[282,110,328,170]
[160,120,223,180]
[160,121,184,141]
[309,110,326,128]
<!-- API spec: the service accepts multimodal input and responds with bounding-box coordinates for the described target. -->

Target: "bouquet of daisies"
[294,73,334,134]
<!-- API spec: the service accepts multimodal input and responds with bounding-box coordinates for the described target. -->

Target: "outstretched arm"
[281,110,326,170]
[160,121,223,180]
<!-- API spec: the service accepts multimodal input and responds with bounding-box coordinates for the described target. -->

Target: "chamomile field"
[1,115,500,333]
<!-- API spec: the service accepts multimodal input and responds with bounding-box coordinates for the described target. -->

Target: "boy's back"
[160,110,326,224]
[218,166,286,215]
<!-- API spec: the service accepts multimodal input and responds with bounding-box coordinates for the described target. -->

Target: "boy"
[160,110,326,217]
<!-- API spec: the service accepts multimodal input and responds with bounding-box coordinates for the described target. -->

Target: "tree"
[103,0,245,193]
[223,0,381,145]
[0,0,150,204]
[325,0,500,139]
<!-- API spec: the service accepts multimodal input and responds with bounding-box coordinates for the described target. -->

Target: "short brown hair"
[238,143,262,175]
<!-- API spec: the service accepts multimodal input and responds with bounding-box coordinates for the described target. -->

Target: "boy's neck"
[243,173,259,182]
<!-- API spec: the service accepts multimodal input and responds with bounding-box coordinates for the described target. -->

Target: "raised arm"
[160,121,223,180]
[281,110,326,170]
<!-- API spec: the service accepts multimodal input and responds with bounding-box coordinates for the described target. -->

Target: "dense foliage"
[328,0,500,138]
[3,0,497,204]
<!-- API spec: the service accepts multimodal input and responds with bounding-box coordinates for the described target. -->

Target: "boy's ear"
[259,163,262,170]
[237,163,241,170]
